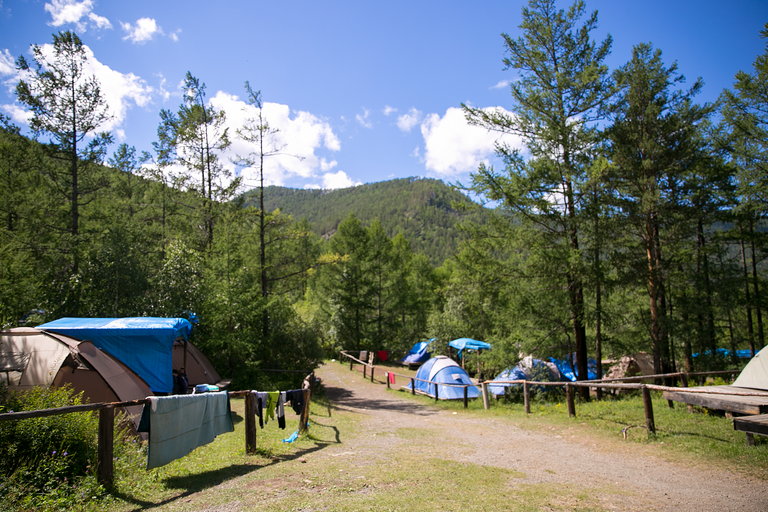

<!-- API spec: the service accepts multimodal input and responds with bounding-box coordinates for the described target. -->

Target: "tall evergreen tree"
[605,43,713,374]
[463,0,614,395]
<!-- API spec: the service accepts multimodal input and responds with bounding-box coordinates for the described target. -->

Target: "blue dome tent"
[488,356,562,396]
[447,338,492,360]
[38,317,192,394]
[399,339,433,366]
[406,356,480,400]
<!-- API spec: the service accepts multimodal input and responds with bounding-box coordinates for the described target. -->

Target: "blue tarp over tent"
[406,356,480,400]
[448,338,492,359]
[38,317,192,393]
[548,353,598,381]
[400,339,433,365]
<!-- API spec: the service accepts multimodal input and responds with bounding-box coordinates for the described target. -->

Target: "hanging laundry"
[265,391,279,423]
[277,392,286,429]
[388,372,396,385]
[251,391,268,428]
[377,350,389,362]
[285,389,304,415]
[138,391,234,470]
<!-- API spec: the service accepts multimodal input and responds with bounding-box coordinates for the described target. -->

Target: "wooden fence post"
[370,366,375,383]
[386,372,390,389]
[681,373,689,388]
[245,392,257,454]
[481,381,489,411]
[642,385,656,434]
[363,364,367,379]
[300,388,311,432]
[523,381,530,414]
[349,357,353,371]
[411,378,415,395]
[463,386,468,409]
[566,384,576,417]
[434,382,439,401]
[97,405,114,487]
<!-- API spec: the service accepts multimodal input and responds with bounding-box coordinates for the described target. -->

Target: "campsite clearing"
[98,360,768,512]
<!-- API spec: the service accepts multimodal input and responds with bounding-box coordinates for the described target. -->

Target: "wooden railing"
[0,373,315,488]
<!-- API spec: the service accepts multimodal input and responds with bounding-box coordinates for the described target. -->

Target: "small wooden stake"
[245,392,257,454]
[463,385,468,408]
[97,405,114,487]
[642,385,656,434]
[523,381,530,414]
[566,384,576,417]
[481,381,489,411]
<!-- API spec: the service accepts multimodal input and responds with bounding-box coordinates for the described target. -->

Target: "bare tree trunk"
[740,222,756,356]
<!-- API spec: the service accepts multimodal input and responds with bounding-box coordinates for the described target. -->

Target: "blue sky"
[1,0,767,192]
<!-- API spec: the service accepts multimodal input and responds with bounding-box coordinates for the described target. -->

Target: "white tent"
[733,346,768,391]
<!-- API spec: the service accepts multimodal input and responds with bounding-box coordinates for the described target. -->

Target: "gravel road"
[316,361,768,512]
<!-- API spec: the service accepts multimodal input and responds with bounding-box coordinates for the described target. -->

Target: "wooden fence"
[0,373,315,488]
[337,350,768,437]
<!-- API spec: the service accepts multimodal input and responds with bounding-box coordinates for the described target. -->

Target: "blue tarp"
[400,339,433,365]
[692,348,753,359]
[406,356,480,400]
[549,353,598,382]
[448,338,492,360]
[38,317,192,393]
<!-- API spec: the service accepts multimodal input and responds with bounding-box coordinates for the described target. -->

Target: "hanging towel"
[286,389,304,415]
[250,391,268,428]
[388,372,396,385]
[137,391,234,470]
[377,350,389,362]
[277,392,286,429]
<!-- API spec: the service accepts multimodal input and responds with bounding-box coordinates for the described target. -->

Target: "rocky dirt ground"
[311,361,768,512]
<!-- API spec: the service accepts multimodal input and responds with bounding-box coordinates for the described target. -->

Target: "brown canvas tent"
[0,327,152,430]
[172,339,230,389]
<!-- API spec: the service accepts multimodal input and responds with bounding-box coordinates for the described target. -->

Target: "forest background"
[1,0,768,391]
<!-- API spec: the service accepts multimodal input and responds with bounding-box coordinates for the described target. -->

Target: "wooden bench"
[733,414,768,446]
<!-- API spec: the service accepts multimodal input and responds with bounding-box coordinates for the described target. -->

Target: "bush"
[0,383,106,510]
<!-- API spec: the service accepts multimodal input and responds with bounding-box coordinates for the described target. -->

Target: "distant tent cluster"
[1,317,227,430]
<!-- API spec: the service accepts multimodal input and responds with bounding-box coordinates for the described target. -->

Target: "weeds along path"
[316,361,767,512]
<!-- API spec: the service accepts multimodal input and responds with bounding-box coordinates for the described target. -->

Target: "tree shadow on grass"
[114,442,334,510]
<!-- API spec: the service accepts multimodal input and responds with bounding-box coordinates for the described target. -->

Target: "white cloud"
[420,106,524,177]
[121,18,162,44]
[321,170,360,190]
[397,107,422,132]
[383,105,397,116]
[0,49,14,77]
[209,91,341,189]
[170,29,182,42]
[491,80,510,90]
[0,103,33,125]
[356,108,372,128]
[45,0,112,32]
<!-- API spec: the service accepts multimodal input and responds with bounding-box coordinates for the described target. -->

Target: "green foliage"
[248,177,484,266]
[0,383,105,510]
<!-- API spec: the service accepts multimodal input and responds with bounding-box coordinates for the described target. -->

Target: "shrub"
[0,383,105,510]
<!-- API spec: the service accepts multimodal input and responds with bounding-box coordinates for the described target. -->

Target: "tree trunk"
[740,222,756,357]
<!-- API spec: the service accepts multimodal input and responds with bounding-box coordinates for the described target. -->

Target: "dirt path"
[316,361,768,512]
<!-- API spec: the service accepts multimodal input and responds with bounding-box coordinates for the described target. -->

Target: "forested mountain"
[242,178,486,265]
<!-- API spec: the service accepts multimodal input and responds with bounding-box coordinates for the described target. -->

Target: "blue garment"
[138,391,233,469]
[283,429,300,443]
